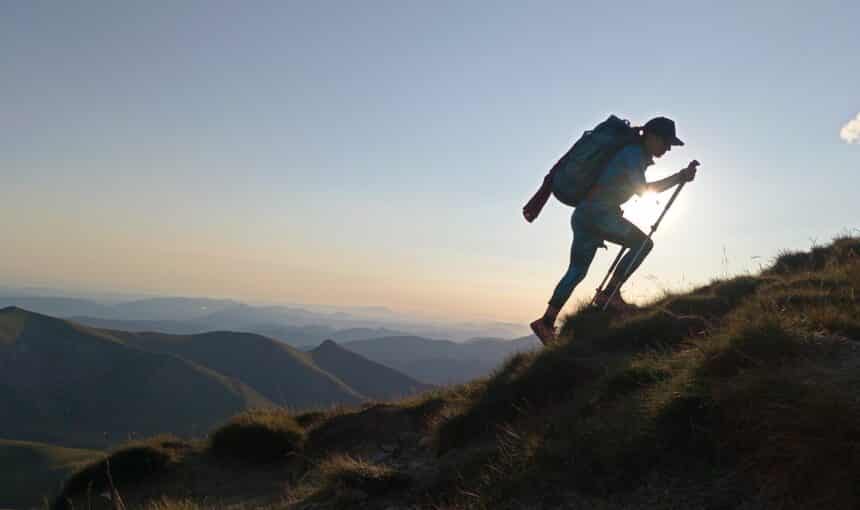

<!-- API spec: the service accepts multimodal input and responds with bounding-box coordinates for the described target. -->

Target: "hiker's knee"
[642,238,654,253]
[625,231,652,252]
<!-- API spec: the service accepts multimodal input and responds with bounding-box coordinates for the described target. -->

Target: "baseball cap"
[643,117,684,146]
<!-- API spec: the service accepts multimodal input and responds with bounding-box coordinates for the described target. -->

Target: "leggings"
[548,204,653,309]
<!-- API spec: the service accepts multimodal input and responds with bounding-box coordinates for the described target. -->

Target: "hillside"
[54,236,860,510]
[342,335,540,384]
[1,314,433,506]
[0,296,116,319]
[0,438,101,508]
[0,307,271,449]
[309,339,434,400]
[110,329,366,409]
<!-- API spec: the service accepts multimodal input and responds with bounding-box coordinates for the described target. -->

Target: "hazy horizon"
[3,1,858,326]
[0,282,522,326]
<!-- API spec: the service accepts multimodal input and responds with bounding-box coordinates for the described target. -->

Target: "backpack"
[522,115,639,222]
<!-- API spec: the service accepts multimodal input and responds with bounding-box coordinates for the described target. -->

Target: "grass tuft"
[60,435,189,499]
[318,454,411,496]
[698,318,803,378]
[603,364,671,401]
[208,407,304,463]
[435,348,599,454]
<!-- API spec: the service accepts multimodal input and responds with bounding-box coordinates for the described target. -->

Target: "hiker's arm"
[644,161,698,193]
[644,173,685,194]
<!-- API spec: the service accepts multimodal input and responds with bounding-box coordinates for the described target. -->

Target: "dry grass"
[283,453,411,507]
[433,236,860,509]
[59,435,190,502]
[208,407,305,463]
[139,497,202,510]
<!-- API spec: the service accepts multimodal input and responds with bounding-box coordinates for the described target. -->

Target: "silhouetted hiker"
[526,116,697,345]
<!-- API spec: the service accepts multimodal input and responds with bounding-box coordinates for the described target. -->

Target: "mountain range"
[0,307,430,450]
[0,294,531,343]
[340,334,540,385]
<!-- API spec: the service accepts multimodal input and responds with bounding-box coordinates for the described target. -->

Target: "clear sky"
[2,1,858,324]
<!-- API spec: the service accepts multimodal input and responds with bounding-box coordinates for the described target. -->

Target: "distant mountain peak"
[312,339,341,354]
[308,336,432,400]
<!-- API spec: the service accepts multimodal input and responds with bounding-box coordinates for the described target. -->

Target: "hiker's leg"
[597,214,653,291]
[540,303,562,327]
[547,221,601,318]
[607,239,653,291]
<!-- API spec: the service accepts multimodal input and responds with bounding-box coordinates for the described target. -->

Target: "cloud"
[840,113,860,144]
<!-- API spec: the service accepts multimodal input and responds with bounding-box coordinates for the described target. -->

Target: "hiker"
[528,116,697,345]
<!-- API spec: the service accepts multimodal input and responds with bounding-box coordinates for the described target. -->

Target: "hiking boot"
[530,318,557,346]
[594,289,637,313]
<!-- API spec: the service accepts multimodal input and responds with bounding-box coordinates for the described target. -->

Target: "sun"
[620,191,666,230]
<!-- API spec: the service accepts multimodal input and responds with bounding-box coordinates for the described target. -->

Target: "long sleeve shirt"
[580,144,653,209]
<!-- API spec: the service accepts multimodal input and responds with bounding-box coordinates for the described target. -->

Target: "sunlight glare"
[621,191,666,230]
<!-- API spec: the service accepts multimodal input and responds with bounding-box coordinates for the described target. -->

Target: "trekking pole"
[600,161,697,311]
[592,246,627,307]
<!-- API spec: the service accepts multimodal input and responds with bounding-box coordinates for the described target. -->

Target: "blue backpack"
[523,115,639,222]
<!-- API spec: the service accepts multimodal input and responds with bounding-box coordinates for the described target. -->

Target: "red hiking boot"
[530,318,557,346]
[594,289,637,313]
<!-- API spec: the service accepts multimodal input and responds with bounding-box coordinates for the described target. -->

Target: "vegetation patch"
[435,348,600,454]
[804,306,860,339]
[0,306,29,344]
[697,317,804,378]
[709,275,766,303]
[209,407,304,463]
[596,309,707,351]
[306,403,416,455]
[711,366,860,509]
[294,409,329,429]
[660,292,732,318]
[141,497,203,510]
[293,454,411,506]
[767,237,860,275]
[603,363,671,401]
[60,435,189,499]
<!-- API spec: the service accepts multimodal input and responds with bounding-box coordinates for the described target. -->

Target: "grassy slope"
[55,236,860,510]
[0,438,100,508]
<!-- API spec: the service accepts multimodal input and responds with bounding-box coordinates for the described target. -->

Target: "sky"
[2,1,858,325]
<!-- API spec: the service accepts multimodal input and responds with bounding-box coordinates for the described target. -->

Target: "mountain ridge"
[0,307,271,449]
[309,339,434,400]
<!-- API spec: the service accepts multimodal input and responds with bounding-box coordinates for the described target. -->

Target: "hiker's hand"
[679,160,699,182]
